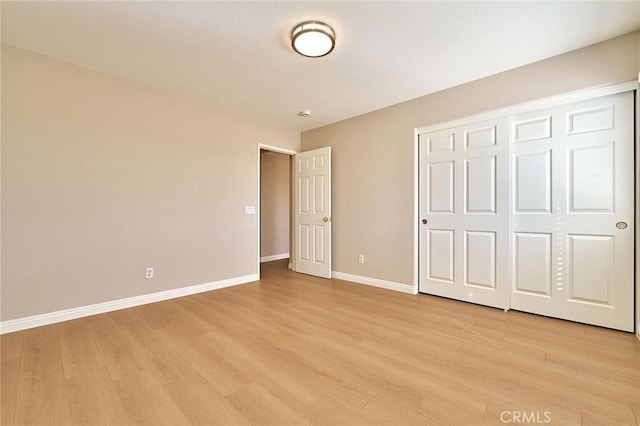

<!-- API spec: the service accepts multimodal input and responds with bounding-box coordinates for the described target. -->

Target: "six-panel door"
[419,118,510,309]
[294,147,332,278]
[510,91,634,331]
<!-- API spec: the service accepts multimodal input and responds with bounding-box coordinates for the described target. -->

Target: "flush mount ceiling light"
[291,21,335,58]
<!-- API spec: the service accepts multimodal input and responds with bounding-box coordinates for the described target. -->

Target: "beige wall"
[1,45,299,321]
[301,31,640,286]
[260,150,290,259]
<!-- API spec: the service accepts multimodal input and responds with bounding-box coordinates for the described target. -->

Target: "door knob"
[323,217,331,222]
[422,219,428,224]
[616,222,627,229]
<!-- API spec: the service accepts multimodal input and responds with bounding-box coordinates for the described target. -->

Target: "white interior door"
[419,118,510,309]
[294,147,331,278]
[510,91,634,331]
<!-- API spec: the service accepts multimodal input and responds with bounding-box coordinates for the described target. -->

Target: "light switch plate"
[245,205,256,215]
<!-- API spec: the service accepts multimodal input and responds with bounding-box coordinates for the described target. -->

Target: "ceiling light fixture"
[291,21,335,58]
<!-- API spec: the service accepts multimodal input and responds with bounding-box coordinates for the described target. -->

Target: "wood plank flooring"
[2,259,639,425]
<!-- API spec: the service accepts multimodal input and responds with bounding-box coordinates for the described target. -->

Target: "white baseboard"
[260,253,289,263]
[332,271,417,295]
[0,274,258,335]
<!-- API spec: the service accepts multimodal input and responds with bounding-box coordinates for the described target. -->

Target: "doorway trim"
[635,79,640,339]
[257,143,297,280]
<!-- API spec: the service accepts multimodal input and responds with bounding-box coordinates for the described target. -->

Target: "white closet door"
[419,118,510,309]
[510,91,634,331]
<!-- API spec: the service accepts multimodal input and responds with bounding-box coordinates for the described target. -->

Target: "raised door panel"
[427,133,455,154]
[298,176,310,214]
[313,153,325,169]
[465,231,496,289]
[567,234,613,305]
[314,175,325,214]
[465,125,496,149]
[428,229,455,283]
[428,161,455,214]
[299,225,310,262]
[313,225,325,263]
[514,151,551,213]
[569,144,614,213]
[465,156,496,214]
[513,232,552,297]
[513,116,552,143]
[567,105,614,135]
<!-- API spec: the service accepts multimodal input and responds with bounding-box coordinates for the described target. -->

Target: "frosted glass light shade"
[291,21,335,58]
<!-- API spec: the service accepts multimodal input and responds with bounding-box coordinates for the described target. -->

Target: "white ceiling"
[2,1,639,132]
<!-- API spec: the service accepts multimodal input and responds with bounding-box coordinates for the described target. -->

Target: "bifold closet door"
[510,91,634,331]
[418,118,510,309]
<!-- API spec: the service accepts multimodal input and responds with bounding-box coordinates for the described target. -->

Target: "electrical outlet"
[145,267,154,279]
[358,255,364,264]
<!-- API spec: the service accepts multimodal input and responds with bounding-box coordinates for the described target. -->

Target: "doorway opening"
[258,144,295,279]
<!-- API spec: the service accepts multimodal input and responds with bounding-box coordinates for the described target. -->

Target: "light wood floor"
[2,259,639,425]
